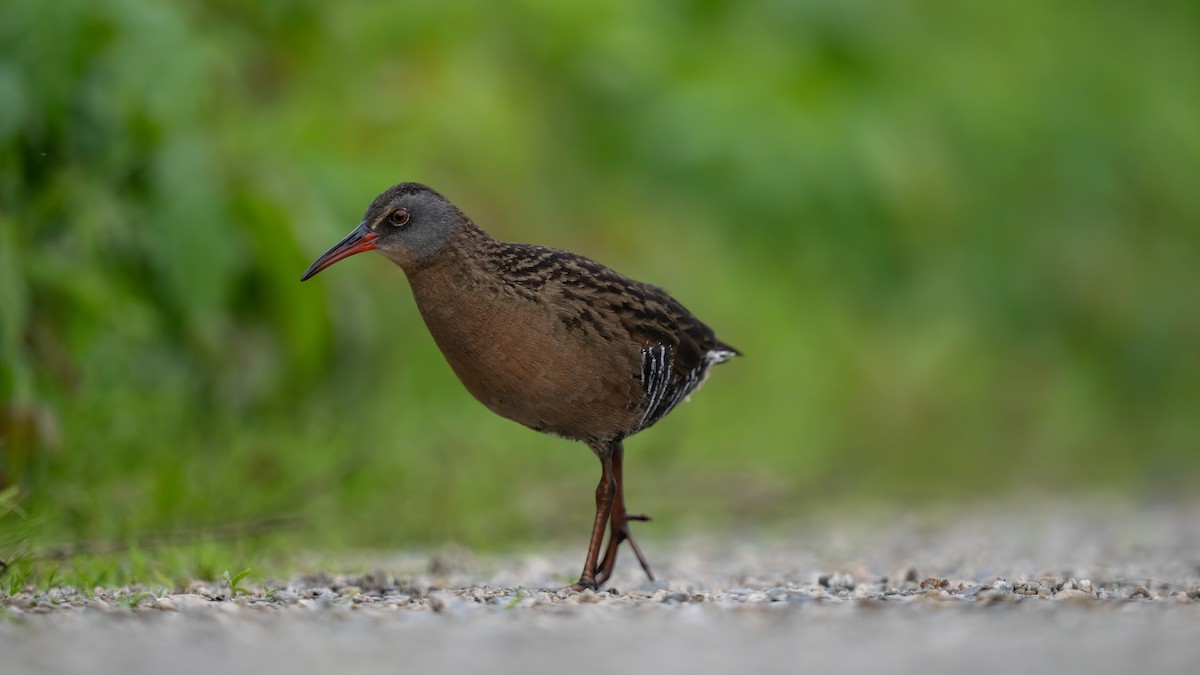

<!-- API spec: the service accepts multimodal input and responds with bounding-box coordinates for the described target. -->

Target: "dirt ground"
[4,500,1199,675]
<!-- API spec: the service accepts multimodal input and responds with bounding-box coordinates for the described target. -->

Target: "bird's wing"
[488,242,737,433]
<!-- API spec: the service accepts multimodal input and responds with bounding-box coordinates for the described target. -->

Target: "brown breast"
[406,254,644,442]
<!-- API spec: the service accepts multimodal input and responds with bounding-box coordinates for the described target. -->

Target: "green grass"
[1,0,1198,583]
[223,568,253,596]
[0,534,293,595]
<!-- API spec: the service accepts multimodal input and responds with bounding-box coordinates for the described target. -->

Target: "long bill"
[301,222,379,281]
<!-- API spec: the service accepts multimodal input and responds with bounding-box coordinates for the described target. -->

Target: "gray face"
[364,183,462,270]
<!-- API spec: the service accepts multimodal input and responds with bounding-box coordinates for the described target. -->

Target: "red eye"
[389,209,410,226]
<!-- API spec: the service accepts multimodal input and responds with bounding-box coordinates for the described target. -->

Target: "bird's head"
[301,182,464,281]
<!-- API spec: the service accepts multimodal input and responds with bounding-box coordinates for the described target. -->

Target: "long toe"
[623,525,655,581]
[594,520,655,586]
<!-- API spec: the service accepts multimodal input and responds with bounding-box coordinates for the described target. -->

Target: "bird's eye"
[389,209,410,226]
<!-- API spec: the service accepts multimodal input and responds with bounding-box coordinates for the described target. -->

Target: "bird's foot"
[594,514,655,586]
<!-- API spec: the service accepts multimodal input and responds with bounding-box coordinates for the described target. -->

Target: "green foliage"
[223,568,252,596]
[0,486,31,584]
[0,0,1197,570]
[115,590,154,610]
[505,590,524,609]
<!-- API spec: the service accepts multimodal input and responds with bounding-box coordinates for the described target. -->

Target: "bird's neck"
[409,218,490,274]
[403,219,502,308]
[403,222,517,374]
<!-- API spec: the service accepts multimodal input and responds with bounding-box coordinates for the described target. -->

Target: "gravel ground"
[4,500,1199,674]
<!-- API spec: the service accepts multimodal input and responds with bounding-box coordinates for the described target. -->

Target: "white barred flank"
[637,345,733,431]
[639,345,672,428]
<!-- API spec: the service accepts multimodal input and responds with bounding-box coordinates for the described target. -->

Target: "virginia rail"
[302,182,739,590]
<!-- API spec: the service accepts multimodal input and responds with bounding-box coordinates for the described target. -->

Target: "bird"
[301,182,739,590]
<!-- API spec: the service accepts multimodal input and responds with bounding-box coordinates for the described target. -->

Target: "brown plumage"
[302,182,739,590]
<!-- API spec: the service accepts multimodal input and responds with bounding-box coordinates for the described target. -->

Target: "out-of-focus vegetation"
[2,0,1198,567]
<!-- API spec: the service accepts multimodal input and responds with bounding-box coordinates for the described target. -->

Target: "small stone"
[1129,585,1151,600]
[830,573,855,589]
[152,597,177,611]
[974,589,1016,604]
[958,585,986,599]
[1054,589,1092,601]
[173,594,212,611]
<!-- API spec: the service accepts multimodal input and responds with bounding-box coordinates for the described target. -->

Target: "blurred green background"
[2,0,1198,573]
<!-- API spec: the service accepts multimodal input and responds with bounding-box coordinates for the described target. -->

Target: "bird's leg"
[569,451,615,591]
[594,441,655,586]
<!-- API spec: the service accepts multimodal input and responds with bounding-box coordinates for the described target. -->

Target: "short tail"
[708,341,741,364]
